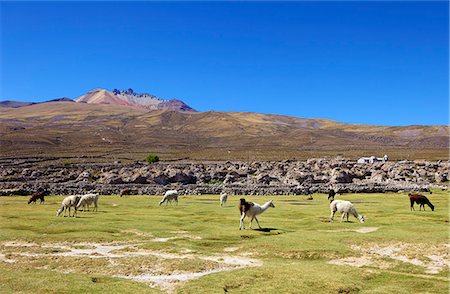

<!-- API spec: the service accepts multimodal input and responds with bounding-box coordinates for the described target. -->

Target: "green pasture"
[0,191,448,293]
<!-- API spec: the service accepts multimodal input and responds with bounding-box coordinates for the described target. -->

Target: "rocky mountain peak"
[75,88,196,112]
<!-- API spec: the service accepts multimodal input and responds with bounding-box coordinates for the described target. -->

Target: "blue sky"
[1,1,448,126]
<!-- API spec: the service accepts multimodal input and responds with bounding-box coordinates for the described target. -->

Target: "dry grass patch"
[329,242,450,275]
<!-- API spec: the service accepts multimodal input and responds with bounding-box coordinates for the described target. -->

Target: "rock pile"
[0,158,448,196]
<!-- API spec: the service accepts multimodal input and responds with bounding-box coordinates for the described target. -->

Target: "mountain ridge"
[1,88,196,112]
[0,102,447,161]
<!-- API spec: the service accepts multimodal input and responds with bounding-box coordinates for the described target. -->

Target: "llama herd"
[27,189,435,229]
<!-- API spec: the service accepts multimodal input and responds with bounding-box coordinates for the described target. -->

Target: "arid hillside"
[0,102,448,161]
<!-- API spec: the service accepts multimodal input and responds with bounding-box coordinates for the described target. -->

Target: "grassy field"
[0,191,448,293]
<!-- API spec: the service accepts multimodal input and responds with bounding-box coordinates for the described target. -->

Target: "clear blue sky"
[1,1,448,126]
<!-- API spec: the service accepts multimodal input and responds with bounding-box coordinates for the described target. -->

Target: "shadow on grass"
[254,227,279,232]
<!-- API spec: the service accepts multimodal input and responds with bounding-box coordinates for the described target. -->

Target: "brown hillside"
[0,102,448,161]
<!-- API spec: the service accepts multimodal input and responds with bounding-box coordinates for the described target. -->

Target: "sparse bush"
[63,160,72,167]
[207,180,224,185]
[145,154,160,164]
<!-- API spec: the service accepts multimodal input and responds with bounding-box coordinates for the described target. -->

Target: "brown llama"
[408,193,434,211]
[28,190,48,204]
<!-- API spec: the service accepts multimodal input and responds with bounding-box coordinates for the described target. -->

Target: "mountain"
[0,102,447,161]
[75,88,196,111]
[0,88,195,112]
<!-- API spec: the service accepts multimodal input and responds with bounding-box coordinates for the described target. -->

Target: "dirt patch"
[329,242,449,275]
[121,229,202,243]
[318,227,379,234]
[354,227,378,233]
[329,256,374,268]
[0,253,15,264]
[0,241,261,293]
[223,247,240,252]
[120,254,262,292]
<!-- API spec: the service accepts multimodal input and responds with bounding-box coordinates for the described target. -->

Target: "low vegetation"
[0,191,448,293]
[146,154,160,164]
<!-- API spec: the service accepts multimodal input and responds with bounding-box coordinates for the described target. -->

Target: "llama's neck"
[260,201,272,212]
[350,208,361,220]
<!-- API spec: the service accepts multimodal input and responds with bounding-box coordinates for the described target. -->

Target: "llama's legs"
[176,198,178,206]
[249,216,254,229]
[340,212,345,223]
[239,213,245,230]
[346,213,349,222]
[254,216,261,229]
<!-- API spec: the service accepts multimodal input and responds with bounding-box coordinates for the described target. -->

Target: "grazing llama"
[159,190,178,206]
[120,188,133,197]
[77,193,100,212]
[28,190,48,204]
[239,198,275,230]
[56,195,81,217]
[330,200,365,223]
[409,193,434,211]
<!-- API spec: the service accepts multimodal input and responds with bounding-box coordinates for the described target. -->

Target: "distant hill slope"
[0,102,447,161]
[0,101,37,108]
[0,98,74,108]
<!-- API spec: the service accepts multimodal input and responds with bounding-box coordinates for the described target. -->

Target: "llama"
[159,190,178,206]
[77,193,99,212]
[56,195,81,217]
[330,200,365,223]
[239,198,275,230]
[220,192,228,207]
[328,188,336,202]
[28,190,48,204]
[409,193,434,211]
[120,188,133,197]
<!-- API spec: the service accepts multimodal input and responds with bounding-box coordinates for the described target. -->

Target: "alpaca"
[159,190,178,206]
[239,198,275,230]
[120,188,133,197]
[28,190,48,204]
[330,200,365,223]
[328,189,336,202]
[409,193,434,211]
[56,195,81,217]
[220,192,228,207]
[77,193,99,212]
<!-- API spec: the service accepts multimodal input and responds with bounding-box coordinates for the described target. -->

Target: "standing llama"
[239,198,275,230]
[220,192,228,207]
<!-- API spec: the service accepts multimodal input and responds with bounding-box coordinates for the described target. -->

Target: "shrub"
[63,160,72,167]
[145,154,160,164]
